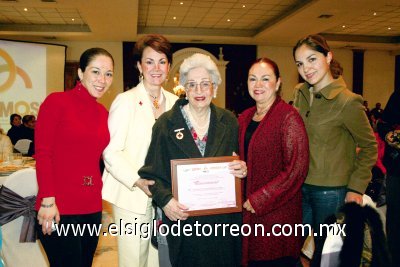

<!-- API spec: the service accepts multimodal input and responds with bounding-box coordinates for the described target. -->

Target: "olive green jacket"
[293,77,377,194]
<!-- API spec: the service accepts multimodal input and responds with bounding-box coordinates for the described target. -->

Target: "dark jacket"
[378,90,400,176]
[139,98,241,267]
[7,125,23,145]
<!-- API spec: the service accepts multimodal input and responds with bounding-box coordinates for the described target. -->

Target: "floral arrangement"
[386,129,400,149]
[173,85,186,97]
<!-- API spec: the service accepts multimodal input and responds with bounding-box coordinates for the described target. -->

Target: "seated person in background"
[7,113,23,145]
[21,115,36,155]
[370,102,383,119]
[11,115,36,156]
[0,128,13,157]
[21,115,35,140]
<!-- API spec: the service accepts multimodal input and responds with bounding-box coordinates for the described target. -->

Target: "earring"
[139,73,143,82]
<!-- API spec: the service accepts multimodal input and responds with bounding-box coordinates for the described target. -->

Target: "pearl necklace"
[186,106,211,139]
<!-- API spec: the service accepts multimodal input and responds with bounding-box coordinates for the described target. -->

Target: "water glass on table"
[1,153,13,166]
[12,153,23,166]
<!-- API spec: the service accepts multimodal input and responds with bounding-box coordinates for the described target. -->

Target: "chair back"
[1,168,49,267]
[13,139,32,155]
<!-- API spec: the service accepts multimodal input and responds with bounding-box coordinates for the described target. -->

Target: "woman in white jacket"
[102,34,178,267]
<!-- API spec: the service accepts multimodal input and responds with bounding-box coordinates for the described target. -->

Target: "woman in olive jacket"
[293,35,377,263]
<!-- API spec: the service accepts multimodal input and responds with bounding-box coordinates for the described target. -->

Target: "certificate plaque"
[171,156,242,216]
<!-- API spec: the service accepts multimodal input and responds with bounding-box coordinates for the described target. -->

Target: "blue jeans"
[302,185,346,264]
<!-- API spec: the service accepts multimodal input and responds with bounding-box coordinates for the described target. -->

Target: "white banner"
[0,40,46,132]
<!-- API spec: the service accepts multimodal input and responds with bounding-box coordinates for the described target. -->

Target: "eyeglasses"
[184,81,213,91]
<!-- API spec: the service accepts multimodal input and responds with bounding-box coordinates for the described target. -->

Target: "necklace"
[146,90,164,110]
[256,106,271,117]
[186,106,211,139]
[149,94,159,109]
[255,107,269,116]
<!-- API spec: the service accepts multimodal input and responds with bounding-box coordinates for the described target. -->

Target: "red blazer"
[239,98,309,264]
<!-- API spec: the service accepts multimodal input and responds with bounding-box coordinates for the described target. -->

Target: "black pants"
[386,174,400,267]
[36,212,102,267]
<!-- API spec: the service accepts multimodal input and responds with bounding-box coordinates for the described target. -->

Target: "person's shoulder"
[45,91,65,101]
[117,86,140,98]
[163,89,179,101]
[40,91,66,109]
[214,106,236,121]
[239,106,255,117]
[339,88,363,104]
[97,103,109,115]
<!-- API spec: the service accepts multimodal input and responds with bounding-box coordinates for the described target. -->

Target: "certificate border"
[171,156,242,216]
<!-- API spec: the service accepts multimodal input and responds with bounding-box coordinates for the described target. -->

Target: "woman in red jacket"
[239,58,309,267]
[35,47,114,267]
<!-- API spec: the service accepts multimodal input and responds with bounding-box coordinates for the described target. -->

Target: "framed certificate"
[171,156,242,216]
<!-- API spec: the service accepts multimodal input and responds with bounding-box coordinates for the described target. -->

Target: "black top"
[244,119,260,162]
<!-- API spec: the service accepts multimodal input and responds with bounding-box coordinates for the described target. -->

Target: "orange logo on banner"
[0,48,32,93]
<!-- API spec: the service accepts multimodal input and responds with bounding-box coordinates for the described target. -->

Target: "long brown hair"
[293,34,343,78]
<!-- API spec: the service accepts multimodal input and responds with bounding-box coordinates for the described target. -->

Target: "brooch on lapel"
[174,128,184,140]
[139,101,143,106]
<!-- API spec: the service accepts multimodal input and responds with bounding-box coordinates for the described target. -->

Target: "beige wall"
[332,49,353,90]
[364,50,395,108]
[47,41,396,109]
[257,46,299,102]
[52,41,124,110]
[257,45,395,107]
[257,46,354,102]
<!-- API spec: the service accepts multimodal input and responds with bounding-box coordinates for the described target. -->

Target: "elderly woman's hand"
[163,198,189,221]
[135,178,155,197]
[37,197,60,235]
[229,152,247,178]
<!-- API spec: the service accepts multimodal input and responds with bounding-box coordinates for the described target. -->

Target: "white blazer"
[102,82,178,214]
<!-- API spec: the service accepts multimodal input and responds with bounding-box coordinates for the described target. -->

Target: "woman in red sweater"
[35,48,114,267]
[239,58,309,266]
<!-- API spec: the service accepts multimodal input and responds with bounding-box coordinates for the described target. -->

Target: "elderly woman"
[139,53,246,267]
[239,58,309,267]
[102,34,178,267]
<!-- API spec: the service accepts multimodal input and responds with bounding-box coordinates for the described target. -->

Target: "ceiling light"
[24,8,28,11]
[180,2,183,5]
[373,12,377,16]
[342,25,346,28]
[242,5,246,8]
[71,18,75,21]
[227,19,231,22]
[388,27,391,30]
[173,16,176,20]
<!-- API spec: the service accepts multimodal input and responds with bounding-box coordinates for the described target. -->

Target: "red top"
[34,82,110,214]
[239,98,309,264]
[374,132,386,175]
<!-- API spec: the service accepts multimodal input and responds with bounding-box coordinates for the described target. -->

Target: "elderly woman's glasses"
[184,81,213,91]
